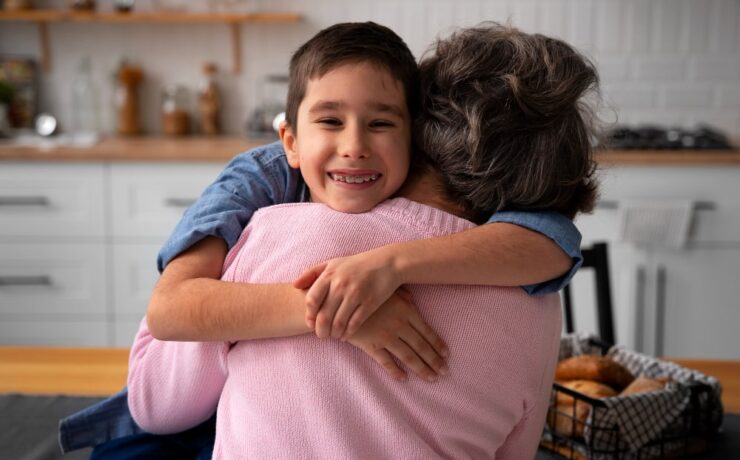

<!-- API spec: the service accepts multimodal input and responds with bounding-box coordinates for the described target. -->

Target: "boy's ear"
[279,121,300,169]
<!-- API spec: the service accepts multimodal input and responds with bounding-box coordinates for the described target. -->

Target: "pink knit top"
[128,198,562,459]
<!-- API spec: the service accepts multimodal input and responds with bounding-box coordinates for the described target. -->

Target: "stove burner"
[605,125,733,150]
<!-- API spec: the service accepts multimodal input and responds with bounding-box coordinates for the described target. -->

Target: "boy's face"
[280,61,411,213]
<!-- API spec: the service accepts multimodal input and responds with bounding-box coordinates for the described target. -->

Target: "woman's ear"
[279,121,300,169]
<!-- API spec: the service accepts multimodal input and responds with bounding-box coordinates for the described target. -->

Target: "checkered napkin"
[556,334,723,456]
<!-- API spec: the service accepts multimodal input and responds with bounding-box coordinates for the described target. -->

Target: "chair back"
[562,242,615,345]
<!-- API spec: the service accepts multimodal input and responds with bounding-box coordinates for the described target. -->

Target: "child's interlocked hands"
[344,288,449,382]
[293,245,403,340]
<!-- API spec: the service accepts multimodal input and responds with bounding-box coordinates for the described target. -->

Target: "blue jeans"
[89,416,215,460]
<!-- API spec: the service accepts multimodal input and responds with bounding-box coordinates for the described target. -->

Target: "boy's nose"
[338,127,370,159]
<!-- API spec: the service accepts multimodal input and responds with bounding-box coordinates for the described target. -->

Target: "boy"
[128,22,599,458]
[61,22,582,457]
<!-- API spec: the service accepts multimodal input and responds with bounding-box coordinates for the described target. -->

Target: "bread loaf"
[556,355,634,390]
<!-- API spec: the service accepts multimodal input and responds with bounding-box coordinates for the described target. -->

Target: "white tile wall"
[1,0,738,143]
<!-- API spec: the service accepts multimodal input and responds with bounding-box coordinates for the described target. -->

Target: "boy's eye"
[370,120,395,128]
[317,118,342,126]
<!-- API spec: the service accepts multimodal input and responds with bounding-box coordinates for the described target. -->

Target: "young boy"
[127,22,599,458]
[61,22,583,458]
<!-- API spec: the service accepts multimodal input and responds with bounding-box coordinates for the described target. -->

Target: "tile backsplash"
[1,0,738,143]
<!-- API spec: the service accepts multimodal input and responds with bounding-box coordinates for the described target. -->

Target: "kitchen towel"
[617,199,695,248]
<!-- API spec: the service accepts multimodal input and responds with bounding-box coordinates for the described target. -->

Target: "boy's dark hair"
[285,22,419,131]
[415,22,600,222]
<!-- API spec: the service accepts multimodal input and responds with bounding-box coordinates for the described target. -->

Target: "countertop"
[0,347,738,414]
[1,136,739,165]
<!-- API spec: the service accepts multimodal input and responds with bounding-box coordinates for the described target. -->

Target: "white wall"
[1,0,739,142]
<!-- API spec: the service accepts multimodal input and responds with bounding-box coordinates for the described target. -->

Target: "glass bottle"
[71,56,100,142]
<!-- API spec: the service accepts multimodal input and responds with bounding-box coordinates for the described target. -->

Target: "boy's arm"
[148,236,310,342]
[147,237,448,381]
[297,212,580,339]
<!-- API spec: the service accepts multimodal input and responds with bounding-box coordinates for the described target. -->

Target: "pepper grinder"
[115,62,144,136]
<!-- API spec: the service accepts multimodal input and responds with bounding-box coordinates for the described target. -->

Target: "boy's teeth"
[331,174,379,183]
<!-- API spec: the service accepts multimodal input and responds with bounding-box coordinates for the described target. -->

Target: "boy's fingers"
[304,276,330,321]
[400,327,448,376]
[331,298,357,339]
[292,262,327,290]
[314,294,341,339]
[344,306,373,338]
[396,287,413,303]
[369,348,406,381]
[386,339,439,383]
[410,316,450,359]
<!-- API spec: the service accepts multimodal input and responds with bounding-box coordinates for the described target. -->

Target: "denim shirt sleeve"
[156,141,306,272]
[487,210,583,295]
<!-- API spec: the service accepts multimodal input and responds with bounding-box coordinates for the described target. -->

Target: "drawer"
[110,163,226,238]
[0,319,109,346]
[576,166,740,244]
[111,243,161,318]
[0,163,105,238]
[0,243,107,317]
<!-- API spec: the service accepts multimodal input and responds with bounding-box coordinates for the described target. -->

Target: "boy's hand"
[293,247,402,339]
[345,289,449,382]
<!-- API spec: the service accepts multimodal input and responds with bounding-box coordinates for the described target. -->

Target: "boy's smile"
[280,61,411,213]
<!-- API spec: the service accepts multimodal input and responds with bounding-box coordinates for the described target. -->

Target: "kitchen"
[0,0,739,458]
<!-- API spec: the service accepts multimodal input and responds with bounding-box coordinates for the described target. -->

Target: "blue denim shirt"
[59,141,582,453]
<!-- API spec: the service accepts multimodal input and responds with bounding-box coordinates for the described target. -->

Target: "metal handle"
[0,275,53,286]
[654,265,667,357]
[0,196,50,206]
[597,200,716,211]
[164,198,196,208]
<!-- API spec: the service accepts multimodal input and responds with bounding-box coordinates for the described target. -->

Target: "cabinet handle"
[597,200,716,211]
[0,275,53,286]
[0,196,50,206]
[164,198,196,208]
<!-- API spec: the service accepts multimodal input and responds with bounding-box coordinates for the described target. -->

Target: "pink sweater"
[128,198,561,459]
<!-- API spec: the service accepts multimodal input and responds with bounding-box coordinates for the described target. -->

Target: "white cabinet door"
[656,248,740,360]
[109,163,225,239]
[111,243,161,320]
[0,319,109,346]
[0,163,105,238]
[0,242,107,318]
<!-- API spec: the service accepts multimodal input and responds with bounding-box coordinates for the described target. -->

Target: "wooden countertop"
[0,136,738,165]
[0,347,738,413]
[0,135,270,162]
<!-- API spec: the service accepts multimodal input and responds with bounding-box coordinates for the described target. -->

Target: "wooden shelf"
[0,9,302,23]
[0,9,303,73]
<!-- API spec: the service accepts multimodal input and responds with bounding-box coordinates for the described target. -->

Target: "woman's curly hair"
[415,22,600,222]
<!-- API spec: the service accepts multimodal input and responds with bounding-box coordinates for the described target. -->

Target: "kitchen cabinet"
[571,165,740,359]
[0,160,226,347]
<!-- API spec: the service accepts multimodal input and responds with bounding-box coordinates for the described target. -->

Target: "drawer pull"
[0,196,50,206]
[164,198,196,208]
[597,200,716,211]
[0,275,53,286]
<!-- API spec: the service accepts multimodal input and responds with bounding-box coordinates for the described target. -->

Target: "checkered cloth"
[549,334,723,458]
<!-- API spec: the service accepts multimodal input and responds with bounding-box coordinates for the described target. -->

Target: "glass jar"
[161,85,190,136]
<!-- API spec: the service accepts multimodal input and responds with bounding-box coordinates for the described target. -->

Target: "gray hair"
[415,22,600,222]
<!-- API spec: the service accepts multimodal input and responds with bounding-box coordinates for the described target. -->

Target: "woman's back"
[216,198,561,459]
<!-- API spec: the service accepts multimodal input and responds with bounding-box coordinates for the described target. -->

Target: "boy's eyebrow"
[307,100,406,118]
